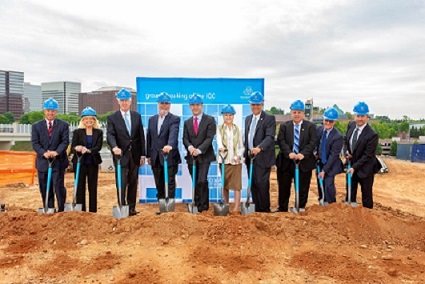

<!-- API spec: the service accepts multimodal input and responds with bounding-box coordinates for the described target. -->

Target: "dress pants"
[188,162,210,212]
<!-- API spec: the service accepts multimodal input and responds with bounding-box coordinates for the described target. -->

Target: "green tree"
[27,111,44,124]
[0,114,9,124]
[3,112,15,123]
[390,141,397,156]
[375,142,382,155]
[98,111,114,123]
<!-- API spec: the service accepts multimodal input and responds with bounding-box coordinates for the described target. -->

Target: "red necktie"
[193,116,198,135]
[48,121,53,137]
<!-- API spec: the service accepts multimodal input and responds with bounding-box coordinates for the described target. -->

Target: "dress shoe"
[273,208,284,213]
[129,210,139,216]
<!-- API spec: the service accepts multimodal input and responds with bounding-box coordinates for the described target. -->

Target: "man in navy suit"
[31,98,69,212]
[183,94,216,212]
[146,92,181,203]
[244,92,276,213]
[316,107,344,204]
[276,100,318,212]
[107,88,146,216]
[344,102,380,209]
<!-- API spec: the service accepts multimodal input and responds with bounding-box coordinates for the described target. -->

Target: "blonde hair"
[78,116,100,129]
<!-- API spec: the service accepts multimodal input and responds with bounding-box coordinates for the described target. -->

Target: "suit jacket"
[344,121,380,178]
[183,113,216,164]
[316,125,344,176]
[31,118,69,172]
[146,112,181,167]
[107,110,146,167]
[244,111,276,168]
[71,128,103,165]
[277,119,318,172]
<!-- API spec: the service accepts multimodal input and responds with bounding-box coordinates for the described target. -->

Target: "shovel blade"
[187,203,198,214]
[240,202,255,215]
[112,205,130,220]
[38,207,55,214]
[64,203,83,212]
[343,201,358,207]
[290,207,306,213]
[213,203,229,216]
[159,198,175,213]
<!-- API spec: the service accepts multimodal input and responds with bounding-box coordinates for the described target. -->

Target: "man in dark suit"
[344,102,380,209]
[183,94,216,212]
[244,92,276,213]
[316,107,344,204]
[107,88,146,216]
[276,100,318,212]
[31,98,69,212]
[146,92,181,203]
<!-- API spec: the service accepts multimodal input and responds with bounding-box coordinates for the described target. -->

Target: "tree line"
[1,109,424,140]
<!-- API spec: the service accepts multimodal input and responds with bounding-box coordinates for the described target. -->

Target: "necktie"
[248,116,257,150]
[48,121,53,137]
[193,116,198,135]
[157,116,163,134]
[321,130,327,164]
[293,124,300,153]
[351,128,359,152]
[124,113,131,135]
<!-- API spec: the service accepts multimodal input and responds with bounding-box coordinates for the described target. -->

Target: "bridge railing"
[0,123,107,137]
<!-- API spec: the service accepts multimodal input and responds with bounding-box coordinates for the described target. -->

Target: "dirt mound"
[1,158,425,283]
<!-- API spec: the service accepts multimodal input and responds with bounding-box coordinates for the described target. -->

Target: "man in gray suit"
[146,92,181,201]
[183,94,216,212]
[244,92,276,213]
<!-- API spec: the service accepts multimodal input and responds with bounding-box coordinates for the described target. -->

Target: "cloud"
[1,0,424,119]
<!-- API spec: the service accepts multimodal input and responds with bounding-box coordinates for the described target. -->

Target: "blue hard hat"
[290,100,305,111]
[249,91,264,104]
[81,107,97,117]
[189,94,203,104]
[353,101,369,115]
[116,88,132,100]
[157,92,171,103]
[221,104,236,115]
[43,98,59,110]
[323,107,338,121]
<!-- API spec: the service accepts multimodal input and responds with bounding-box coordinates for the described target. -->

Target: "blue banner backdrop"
[136,77,264,204]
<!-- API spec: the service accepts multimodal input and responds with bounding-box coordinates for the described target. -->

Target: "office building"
[0,70,24,120]
[79,86,137,115]
[42,81,81,114]
[24,82,42,112]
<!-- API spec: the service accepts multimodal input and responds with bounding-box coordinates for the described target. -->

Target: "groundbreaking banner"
[136,77,264,203]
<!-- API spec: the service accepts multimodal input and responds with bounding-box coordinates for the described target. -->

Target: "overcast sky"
[1,0,424,119]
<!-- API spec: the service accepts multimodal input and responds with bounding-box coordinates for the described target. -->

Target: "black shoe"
[155,211,161,215]
[273,208,287,213]
[129,210,139,216]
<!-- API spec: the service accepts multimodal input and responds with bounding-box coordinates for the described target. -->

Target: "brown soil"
[1,157,425,283]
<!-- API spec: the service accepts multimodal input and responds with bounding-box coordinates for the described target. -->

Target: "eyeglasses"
[324,119,335,123]
[159,102,170,105]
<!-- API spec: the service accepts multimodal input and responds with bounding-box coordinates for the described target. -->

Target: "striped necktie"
[124,113,131,135]
[48,121,53,137]
[248,116,257,150]
[293,123,300,153]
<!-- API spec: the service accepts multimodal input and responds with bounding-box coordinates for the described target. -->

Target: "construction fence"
[0,151,36,187]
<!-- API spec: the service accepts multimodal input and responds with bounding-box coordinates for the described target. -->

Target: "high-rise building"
[0,70,24,120]
[79,86,137,115]
[42,81,81,114]
[24,82,42,112]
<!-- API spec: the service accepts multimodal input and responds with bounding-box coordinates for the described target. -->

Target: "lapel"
[159,114,169,136]
[188,116,196,136]
[254,111,264,136]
